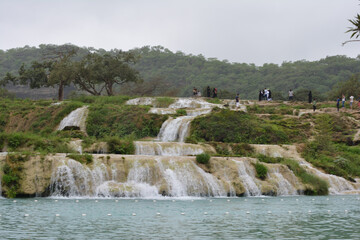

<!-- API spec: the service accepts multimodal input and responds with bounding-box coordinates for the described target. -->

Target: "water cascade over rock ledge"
[0,154,310,198]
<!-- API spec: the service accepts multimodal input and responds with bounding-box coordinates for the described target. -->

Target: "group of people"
[336,94,358,112]
[193,86,217,98]
[258,88,272,101]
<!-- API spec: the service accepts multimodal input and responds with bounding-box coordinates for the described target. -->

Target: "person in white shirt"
[350,95,354,110]
[264,88,269,100]
[288,89,294,101]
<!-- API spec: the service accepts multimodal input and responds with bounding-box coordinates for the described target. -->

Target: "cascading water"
[234,160,261,196]
[134,141,215,156]
[268,167,298,196]
[58,106,88,131]
[50,156,230,198]
[157,116,194,142]
[252,144,359,195]
[301,163,355,194]
[49,97,360,198]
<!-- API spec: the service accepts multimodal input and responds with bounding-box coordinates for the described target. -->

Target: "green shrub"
[196,153,210,164]
[107,136,135,154]
[254,163,268,180]
[2,163,20,198]
[175,109,187,116]
[55,130,86,139]
[189,109,306,144]
[231,143,254,156]
[86,104,167,139]
[67,154,93,164]
[8,153,30,163]
[206,98,221,104]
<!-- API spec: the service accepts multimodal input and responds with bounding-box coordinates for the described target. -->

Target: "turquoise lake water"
[0,195,359,239]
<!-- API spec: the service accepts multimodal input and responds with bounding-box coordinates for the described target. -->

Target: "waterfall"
[50,156,230,198]
[234,160,261,196]
[126,97,155,106]
[186,109,212,116]
[168,98,223,109]
[302,163,355,194]
[149,108,177,115]
[134,141,214,156]
[68,140,83,154]
[58,106,88,131]
[157,116,194,142]
[268,167,298,196]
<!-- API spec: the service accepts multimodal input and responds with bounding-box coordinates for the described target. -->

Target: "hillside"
[1,45,360,99]
[1,95,360,198]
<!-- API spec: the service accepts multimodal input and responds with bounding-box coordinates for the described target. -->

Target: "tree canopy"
[1,44,360,100]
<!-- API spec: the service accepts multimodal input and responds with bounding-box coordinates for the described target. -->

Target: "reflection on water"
[0,196,359,239]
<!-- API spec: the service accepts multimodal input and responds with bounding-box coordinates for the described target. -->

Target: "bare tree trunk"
[106,83,114,96]
[58,82,64,101]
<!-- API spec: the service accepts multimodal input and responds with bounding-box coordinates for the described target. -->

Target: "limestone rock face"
[0,152,359,198]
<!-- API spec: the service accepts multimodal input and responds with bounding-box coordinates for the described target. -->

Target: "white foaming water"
[126,97,155,106]
[58,106,88,131]
[134,141,211,156]
[68,140,83,154]
[268,167,298,196]
[234,160,261,196]
[302,163,355,194]
[148,108,177,115]
[157,116,194,142]
[168,98,223,109]
[50,157,229,198]
[186,108,212,117]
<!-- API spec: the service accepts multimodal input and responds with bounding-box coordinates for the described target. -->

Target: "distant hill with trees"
[1,44,359,100]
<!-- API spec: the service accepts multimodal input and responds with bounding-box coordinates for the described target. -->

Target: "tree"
[343,13,360,45]
[74,51,141,96]
[329,74,360,99]
[1,44,78,101]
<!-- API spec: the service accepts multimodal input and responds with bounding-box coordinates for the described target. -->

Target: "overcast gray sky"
[0,0,359,65]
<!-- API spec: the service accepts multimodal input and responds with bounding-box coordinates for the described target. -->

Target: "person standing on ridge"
[288,89,294,101]
[308,91,312,104]
[207,86,211,98]
[312,98,317,112]
[213,88,217,98]
[264,88,269,100]
[268,89,272,101]
[337,97,341,112]
[350,95,354,110]
[342,94,346,108]
[193,87,197,97]
[259,90,262,101]
[235,93,240,109]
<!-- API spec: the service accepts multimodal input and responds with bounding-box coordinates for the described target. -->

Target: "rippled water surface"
[0,196,359,239]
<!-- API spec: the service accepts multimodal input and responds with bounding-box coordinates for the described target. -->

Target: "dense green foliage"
[189,109,308,144]
[0,132,74,153]
[67,154,93,164]
[303,114,360,180]
[1,45,360,99]
[107,136,135,154]
[254,163,268,180]
[196,153,210,165]
[86,103,167,139]
[257,155,328,195]
[1,153,31,198]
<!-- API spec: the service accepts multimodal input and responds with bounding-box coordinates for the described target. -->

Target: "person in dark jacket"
[259,90,262,101]
[207,86,211,97]
[308,91,312,104]
[212,88,217,98]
